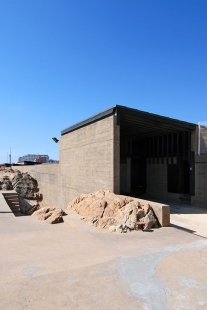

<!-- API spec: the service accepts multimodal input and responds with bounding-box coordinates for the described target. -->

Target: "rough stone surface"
[67,190,159,233]
[32,207,66,224]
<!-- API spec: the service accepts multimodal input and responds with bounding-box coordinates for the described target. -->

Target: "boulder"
[0,168,43,215]
[1,181,13,190]
[143,209,157,230]
[32,207,66,224]
[12,173,38,199]
[67,190,160,233]
[46,209,65,224]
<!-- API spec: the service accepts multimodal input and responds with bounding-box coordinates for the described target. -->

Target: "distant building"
[18,154,49,162]
[34,155,49,163]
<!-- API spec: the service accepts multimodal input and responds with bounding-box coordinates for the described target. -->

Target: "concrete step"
[1,191,22,216]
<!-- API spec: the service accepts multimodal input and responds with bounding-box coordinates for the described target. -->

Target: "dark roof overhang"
[116,105,197,139]
[61,105,197,137]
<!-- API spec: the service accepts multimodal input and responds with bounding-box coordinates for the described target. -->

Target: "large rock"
[1,181,13,190]
[32,207,66,224]
[0,168,42,215]
[11,172,38,199]
[67,190,160,233]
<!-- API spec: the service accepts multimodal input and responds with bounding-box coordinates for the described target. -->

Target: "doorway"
[131,157,147,196]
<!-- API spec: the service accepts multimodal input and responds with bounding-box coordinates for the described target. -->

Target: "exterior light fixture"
[52,137,59,143]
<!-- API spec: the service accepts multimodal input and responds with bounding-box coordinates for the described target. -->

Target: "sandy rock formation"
[67,190,160,232]
[0,168,42,214]
[32,207,66,224]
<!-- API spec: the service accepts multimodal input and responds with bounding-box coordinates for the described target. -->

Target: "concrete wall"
[17,164,60,208]
[191,127,207,208]
[144,157,180,203]
[192,155,207,208]
[16,115,120,210]
[59,114,119,208]
[113,114,120,194]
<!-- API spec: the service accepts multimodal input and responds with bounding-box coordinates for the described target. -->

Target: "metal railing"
[198,121,207,155]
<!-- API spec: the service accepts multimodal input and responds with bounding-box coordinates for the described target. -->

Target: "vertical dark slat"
[162,135,164,164]
[171,134,174,164]
[137,140,139,156]
[177,132,179,163]
[188,131,191,163]
[157,136,159,164]
[145,138,147,158]
[153,137,155,164]
[182,131,185,157]
[166,135,169,164]
[149,138,151,164]
[130,138,132,156]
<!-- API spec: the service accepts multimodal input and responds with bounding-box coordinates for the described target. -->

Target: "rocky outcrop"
[0,168,42,214]
[67,190,160,232]
[11,172,39,200]
[0,168,66,224]
[32,207,67,224]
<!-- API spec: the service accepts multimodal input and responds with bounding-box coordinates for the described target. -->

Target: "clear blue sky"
[0,0,206,163]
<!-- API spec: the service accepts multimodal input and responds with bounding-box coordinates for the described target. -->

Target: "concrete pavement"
[0,206,207,309]
[170,203,207,238]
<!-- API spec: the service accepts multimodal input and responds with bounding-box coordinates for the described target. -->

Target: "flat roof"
[61,105,196,136]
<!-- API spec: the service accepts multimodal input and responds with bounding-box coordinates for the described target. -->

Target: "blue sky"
[0,0,206,163]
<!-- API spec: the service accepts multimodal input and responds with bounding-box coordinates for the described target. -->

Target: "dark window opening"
[168,160,190,194]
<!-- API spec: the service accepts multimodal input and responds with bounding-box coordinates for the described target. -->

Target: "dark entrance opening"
[181,160,190,194]
[167,160,190,194]
[131,157,146,196]
[118,106,196,200]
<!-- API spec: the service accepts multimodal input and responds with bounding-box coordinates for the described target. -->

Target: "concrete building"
[60,105,206,206]
[16,105,207,210]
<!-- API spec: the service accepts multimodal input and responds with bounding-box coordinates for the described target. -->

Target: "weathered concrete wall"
[144,157,180,203]
[15,115,120,210]
[113,114,120,194]
[192,155,207,208]
[191,127,207,207]
[59,114,117,207]
[17,164,60,208]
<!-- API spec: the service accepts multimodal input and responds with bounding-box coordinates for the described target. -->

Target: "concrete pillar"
[113,113,120,194]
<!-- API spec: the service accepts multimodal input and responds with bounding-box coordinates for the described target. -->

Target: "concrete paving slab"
[170,204,207,238]
[0,192,14,218]
[1,211,207,310]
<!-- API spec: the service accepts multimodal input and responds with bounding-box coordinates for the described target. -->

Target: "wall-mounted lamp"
[52,137,59,143]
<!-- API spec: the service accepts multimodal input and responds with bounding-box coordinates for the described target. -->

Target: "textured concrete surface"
[0,191,15,218]
[193,154,207,208]
[170,203,207,238]
[17,114,120,210]
[0,210,207,310]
